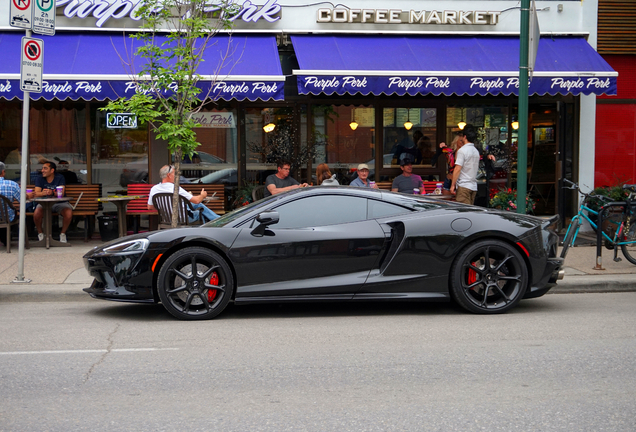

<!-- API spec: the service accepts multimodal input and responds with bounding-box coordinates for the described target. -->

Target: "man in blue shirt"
[0,161,35,246]
[350,163,379,188]
[34,161,73,243]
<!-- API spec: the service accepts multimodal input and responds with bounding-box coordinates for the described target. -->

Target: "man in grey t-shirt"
[264,160,308,197]
[391,158,423,194]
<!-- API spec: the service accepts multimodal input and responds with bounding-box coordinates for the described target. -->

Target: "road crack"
[83,323,120,383]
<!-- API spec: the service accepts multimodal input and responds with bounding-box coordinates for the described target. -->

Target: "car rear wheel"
[450,240,528,314]
[157,247,234,320]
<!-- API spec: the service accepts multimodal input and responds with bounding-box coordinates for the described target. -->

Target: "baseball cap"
[400,157,413,166]
[357,163,369,171]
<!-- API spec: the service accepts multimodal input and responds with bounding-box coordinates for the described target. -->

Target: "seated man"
[264,160,308,197]
[0,162,35,245]
[148,165,219,223]
[34,161,72,243]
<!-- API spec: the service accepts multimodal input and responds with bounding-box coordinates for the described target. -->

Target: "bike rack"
[595,201,628,270]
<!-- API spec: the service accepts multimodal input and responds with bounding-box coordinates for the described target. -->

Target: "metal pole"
[14,29,32,284]
[517,0,530,214]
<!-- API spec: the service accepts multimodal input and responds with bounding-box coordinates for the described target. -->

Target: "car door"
[230,194,386,299]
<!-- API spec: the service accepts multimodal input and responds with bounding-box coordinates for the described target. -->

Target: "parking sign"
[21,37,43,93]
[32,0,55,36]
[10,0,33,29]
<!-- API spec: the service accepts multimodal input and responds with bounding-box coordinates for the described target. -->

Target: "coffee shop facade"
[0,0,617,221]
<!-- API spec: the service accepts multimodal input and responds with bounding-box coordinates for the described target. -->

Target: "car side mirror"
[251,211,279,237]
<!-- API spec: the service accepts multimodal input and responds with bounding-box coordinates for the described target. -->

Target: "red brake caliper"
[468,262,478,287]
[207,272,219,302]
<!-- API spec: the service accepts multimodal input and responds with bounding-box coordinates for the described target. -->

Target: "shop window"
[189,108,238,186]
[312,105,375,185]
[93,107,148,191]
[383,108,437,168]
[1,101,87,185]
[246,107,299,184]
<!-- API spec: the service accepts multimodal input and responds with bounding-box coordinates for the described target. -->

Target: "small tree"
[103,0,238,226]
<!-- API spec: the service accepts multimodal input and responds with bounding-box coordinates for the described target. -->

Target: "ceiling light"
[263,123,275,133]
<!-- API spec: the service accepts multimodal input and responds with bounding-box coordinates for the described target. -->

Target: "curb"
[0,284,91,302]
[549,274,636,294]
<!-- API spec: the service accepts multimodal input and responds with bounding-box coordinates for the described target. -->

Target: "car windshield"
[204,193,282,227]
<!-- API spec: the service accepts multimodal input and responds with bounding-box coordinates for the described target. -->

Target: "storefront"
[0,0,617,221]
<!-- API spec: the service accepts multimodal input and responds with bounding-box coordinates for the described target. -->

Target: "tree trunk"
[172,148,183,228]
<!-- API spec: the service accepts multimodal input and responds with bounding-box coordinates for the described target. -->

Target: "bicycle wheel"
[560,217,580,259]
[620,214,636,265]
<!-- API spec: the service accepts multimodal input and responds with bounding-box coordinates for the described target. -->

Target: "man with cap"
[391,157,423,194]
[350,163,378,188]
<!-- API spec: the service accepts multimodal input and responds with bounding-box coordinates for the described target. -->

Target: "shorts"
[443,178,452,190]
[455,186,477,205]
[37,202,73,213]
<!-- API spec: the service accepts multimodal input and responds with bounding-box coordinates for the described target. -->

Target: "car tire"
[157,247,234,320]
[450,240,528,314]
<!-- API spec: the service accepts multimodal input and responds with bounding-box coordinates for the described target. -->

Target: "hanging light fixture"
[349,108,358,130]
[263,123,276,133]
[457,107,466,130]
[403,108,413,130]
[511,116,519,130]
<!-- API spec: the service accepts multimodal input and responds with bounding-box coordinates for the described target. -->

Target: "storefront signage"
[106,112,137,128]
[56,0,282,28]
[190,112,236,129]
[0,78,285,101]
[317,9,501,25]
[296,74,618,97]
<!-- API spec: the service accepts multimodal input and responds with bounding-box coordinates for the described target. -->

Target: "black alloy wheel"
[450,240,528,314]
[157,247,234,320]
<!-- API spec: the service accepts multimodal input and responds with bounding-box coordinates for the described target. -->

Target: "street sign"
[20,37,43,93]
[32,0,55,36]
[10,0,33,29]
[107,113,138,129]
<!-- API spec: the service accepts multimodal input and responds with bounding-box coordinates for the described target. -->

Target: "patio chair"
[252,185,267,202]
[151,193,204,230]
[0,195,29,253]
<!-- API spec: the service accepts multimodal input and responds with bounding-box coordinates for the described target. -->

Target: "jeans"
[188,203,219,223]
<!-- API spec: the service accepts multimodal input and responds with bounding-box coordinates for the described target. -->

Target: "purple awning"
[292,35,617,97]
[0,32,284,101]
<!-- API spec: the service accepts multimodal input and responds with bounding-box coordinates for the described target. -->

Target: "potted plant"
[231,182,257,209]
[489,188,536,214]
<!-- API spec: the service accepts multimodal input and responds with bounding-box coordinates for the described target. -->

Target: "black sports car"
[83,187,564,320]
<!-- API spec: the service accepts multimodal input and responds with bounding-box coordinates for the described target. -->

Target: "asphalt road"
[1,293,635,431]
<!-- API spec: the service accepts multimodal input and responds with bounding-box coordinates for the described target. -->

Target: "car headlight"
[102,239,150,254]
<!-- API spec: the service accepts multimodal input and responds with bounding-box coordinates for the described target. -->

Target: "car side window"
[274,195,367,229]
[367,199,411,219]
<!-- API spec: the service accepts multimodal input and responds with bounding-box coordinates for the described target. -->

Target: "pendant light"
[349,108,358,130]
[263,123,275,133]
[403,108,413,130]
[457,107,466,130]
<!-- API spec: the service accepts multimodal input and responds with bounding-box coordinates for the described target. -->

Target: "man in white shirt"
[451,124,481,205]
[148,165,219,222]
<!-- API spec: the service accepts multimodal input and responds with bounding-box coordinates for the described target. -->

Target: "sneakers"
[38,233,44,241]
[59,233,67,243]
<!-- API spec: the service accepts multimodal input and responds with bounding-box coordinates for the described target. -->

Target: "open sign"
[107,113,138,129]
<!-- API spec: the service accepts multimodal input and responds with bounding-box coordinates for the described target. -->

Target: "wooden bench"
[22,184,102,241]
[181,184,225,215]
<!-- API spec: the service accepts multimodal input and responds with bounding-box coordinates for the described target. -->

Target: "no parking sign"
[21,37,43,93]
[10,0,32,29]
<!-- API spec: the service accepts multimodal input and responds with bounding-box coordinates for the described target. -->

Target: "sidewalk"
[0,234,634,302]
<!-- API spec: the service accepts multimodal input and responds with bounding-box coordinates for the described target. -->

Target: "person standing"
[148,165,219,222]
[391,157,423,194]
[350,163,378,188]
[34,161,73,243]
[451,125,481,205]
[264,160,308,197]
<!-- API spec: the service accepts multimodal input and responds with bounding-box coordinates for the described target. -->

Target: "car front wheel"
[157,247,234,320]
[450,240,528,314]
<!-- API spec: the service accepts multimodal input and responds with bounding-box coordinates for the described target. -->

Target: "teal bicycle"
[560,179,636,263]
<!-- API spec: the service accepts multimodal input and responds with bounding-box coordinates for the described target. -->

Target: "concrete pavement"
[0,234,634,302]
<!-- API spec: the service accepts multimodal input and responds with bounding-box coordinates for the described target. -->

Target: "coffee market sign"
[317,9,501,25]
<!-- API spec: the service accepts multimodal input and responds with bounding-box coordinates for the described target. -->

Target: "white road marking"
[0,348,179,355]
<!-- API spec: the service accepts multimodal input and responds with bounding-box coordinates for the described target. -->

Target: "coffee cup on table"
[56,186,64,198]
